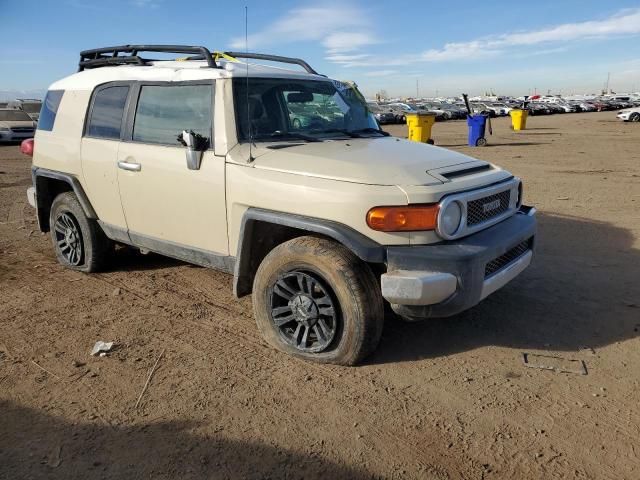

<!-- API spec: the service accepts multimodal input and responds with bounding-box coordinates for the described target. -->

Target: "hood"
[248,137,488,186]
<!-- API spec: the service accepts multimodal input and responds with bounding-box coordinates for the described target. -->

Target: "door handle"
[118,161,141,172]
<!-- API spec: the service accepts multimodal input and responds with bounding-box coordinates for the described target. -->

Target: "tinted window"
[133,85,212,145]
[38,90,64,131]
[86,86,129,139]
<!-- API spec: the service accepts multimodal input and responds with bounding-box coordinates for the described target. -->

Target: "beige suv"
[25,45,536,365]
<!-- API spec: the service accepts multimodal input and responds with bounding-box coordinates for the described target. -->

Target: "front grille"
[467,190,511,226]
[485,238,532,278]
[11,127,34,133]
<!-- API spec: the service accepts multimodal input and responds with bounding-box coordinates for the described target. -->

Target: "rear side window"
[38,90,64,131]
[132,84,212,145]
[86,86,129,140]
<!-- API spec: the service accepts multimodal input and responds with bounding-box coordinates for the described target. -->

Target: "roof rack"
[78,45,217,71]
[78,45,320,75]
[223,52,319,75]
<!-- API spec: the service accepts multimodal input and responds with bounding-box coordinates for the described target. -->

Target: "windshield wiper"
[350,127,390,137]
[315,128,362,138]
[263,132,322,142]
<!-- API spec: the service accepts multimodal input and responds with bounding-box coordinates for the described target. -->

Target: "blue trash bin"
[467,114,488,146]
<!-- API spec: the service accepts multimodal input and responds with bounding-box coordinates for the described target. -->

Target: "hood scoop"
[428,160,493,183]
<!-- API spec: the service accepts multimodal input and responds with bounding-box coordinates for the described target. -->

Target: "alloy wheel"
[54,212,83,266]
[269,271,339,353]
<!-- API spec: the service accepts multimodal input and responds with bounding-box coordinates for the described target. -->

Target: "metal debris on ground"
[90,341,114,356]
[522,353,588,375]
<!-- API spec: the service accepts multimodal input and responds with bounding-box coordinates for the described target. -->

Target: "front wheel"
[476,137,487,147]
[252,237,384,365]
[630,113,640,122]
[49,192,112,272]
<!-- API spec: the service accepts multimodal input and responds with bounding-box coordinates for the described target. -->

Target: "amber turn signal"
[366,204,439,232]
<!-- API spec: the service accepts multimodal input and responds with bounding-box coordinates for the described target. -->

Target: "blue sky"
[1,0,640,98]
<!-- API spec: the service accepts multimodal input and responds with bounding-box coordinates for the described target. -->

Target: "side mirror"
[178,130,208,170]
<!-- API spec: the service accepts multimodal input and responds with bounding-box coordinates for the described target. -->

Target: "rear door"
[81,83,131,234]
[116,82,228,258]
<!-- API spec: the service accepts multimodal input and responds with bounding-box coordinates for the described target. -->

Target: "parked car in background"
[470,103,497,117]
[0,108,37,142]
[7,99,42,122]
[616,107,640,122]
[367,103,396,125]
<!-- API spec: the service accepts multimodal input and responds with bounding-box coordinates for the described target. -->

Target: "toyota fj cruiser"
[25,45,536,365]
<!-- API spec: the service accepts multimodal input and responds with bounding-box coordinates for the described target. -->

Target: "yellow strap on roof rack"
[174,52,238,63]
[213,51,239,63]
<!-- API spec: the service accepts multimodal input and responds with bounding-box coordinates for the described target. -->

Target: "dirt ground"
[1,111,639,479]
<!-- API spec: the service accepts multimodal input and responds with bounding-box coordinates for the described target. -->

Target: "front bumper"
[617,113,630,121]
[381,205,536,319]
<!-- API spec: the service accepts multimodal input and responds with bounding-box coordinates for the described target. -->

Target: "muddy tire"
[252,236,384,366]
[49,192,112,272]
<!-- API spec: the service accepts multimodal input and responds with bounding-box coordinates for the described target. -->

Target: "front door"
[116,82,228,260]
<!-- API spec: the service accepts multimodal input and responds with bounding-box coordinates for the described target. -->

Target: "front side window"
[86,86,129,139]
[37,90,64,131]
[132,84,212,145]
[233,78,379,142]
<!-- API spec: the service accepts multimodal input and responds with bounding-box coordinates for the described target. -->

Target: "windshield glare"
[0,110,32,121]
[233,78,378,141]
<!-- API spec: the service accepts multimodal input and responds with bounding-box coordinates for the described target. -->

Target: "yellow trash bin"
[509,109,528,131]
[406,113,436,144]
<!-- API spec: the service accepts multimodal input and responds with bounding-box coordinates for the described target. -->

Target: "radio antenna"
[245,5,254,162]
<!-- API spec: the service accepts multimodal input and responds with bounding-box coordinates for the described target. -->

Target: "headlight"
[439,201,462,237]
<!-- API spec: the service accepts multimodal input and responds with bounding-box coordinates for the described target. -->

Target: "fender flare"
[233,208,385,297]
[32,167,98,230]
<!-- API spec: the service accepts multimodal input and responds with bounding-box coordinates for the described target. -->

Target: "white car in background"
[617,107,640,122]
[0,108,37,142]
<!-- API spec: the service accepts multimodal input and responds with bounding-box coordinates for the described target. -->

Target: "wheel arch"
[233,208,385,298]
[32,167,98,232]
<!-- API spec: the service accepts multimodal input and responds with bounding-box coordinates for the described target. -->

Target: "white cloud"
[333,7,640,67]
[229,3,377,60]
[323,32,377,53]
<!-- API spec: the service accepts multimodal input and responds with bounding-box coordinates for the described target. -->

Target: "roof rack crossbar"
[78,45,217,71]
[224,52,318,75]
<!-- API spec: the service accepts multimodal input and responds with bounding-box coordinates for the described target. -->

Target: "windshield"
[21,103,41,113]
[0,110,32,121]
[233,78,379,142]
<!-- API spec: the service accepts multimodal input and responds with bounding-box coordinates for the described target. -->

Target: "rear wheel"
[252,236,384,365]
[630,113,640,122]
[476,137,487,147]
[49,192,112,272]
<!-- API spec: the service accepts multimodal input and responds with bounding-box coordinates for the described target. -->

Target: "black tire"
[427,139,435,145]
[476,137,487,147]
[630,113,640,122]
[49,192,112,272]
[252,236,384,366]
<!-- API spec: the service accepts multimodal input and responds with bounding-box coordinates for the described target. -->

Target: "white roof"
[50,59,327,91]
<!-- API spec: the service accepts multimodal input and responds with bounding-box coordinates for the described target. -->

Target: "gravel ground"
[1,111,639,479]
